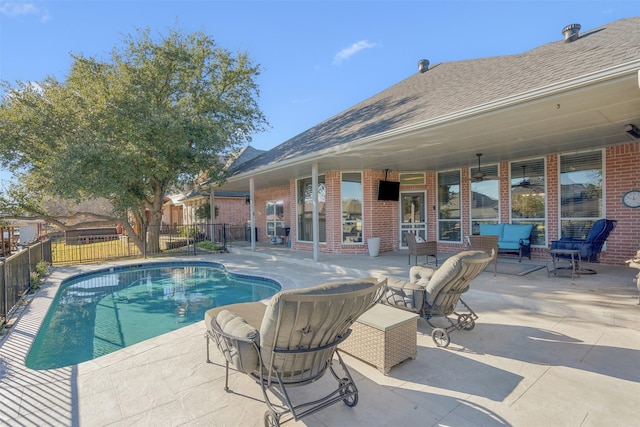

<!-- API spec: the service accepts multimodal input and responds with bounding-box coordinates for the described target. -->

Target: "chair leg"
[224,360,230,391]
[206,333,210,363]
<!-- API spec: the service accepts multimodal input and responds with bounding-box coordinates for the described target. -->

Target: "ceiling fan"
[512,165,543,190]
[469,153,501,182]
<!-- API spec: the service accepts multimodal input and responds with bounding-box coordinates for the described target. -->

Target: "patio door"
[399,191,427,249]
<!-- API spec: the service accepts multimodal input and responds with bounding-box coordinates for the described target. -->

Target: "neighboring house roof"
[220,17,640,191]
[224,145,266,169]
[212,191,250,198]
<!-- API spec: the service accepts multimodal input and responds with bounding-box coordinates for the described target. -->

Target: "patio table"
[548,248,582,280]
[339,303,418,374]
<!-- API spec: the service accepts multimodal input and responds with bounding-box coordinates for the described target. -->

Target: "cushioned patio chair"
[550,219,617,272]
[205,278,385,427]
[406,232,438,266]
[380,250,493,348]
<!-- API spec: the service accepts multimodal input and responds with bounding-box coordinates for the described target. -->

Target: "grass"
[196,241,225,251]
[51,238,142,264]
[51,237,225,265]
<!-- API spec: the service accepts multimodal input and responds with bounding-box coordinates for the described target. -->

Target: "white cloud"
[0,1,49,22]
[333,40,377,65]
[0,1,38,16]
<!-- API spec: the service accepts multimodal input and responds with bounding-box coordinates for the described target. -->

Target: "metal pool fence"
[0,223,255,327]
[49,223,253,266]
[1,239,52,328]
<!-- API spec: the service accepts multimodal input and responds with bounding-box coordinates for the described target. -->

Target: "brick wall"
[254,184,290,240]
[246,141,639,264]
[368,170,399,253]
[603,142,640,263]
[214,197,249,225]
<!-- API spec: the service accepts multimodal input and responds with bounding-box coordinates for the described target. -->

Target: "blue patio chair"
[550,219,617,266]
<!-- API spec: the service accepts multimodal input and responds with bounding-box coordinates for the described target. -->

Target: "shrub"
[179,226,198,238]
[30,271,42,291]
[36,260,50,278]
[196,241,224,251]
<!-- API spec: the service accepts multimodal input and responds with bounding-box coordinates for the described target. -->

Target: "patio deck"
[1,246,639,426]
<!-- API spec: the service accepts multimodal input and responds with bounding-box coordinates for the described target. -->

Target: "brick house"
[164,146,264,231]
[211,17,640,264]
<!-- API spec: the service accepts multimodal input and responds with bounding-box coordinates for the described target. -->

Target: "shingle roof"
[233,17,640,175]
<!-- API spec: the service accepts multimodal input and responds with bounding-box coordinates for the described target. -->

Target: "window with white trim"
[559,150,603,239]
[437,170,461,242]
[399,173,425,185]
[341,172,363,244]
[265,200,284,238]
[296,176,326,242]
[470,163,499,235]
[510,158,546,246]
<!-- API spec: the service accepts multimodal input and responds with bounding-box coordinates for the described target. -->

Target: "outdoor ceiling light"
[625,124,640,139]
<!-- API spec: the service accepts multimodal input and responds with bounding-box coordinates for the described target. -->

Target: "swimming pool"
[26,261,281,370]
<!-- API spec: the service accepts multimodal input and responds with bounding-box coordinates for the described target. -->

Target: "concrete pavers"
[1,247,639,426]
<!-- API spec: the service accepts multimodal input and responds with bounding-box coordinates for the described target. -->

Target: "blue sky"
[1,0,638,185]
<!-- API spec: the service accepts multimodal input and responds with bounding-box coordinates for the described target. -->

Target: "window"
[296,176,326,242]
[341,173,363,244]
[510,158,545,246]
[470,163,499,235]
[399,173,425,185]
[437,170,461,242]
[265,200,284,238]
[560,151,603,239]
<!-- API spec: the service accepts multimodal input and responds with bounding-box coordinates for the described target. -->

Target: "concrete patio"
[1,245,639,426]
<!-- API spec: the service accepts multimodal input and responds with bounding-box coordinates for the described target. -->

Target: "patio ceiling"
[217,65,640,192]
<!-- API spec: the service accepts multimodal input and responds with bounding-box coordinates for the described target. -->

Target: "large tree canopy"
[0,26,266,252]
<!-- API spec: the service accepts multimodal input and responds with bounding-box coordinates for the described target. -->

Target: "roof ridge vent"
[418,59,429,73]
[562,23,581,43]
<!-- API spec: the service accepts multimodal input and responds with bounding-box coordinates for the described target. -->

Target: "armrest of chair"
[210,309,261,373]
[550,239,585,251]
[381,277,425,311]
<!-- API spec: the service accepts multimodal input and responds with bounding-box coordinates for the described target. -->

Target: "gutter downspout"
[312,163,319,262]
[250,177,256,252]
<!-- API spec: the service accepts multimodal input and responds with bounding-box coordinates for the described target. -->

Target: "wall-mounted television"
[377,180,400,201]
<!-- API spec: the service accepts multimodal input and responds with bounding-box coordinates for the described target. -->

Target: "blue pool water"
[26,261,281,370]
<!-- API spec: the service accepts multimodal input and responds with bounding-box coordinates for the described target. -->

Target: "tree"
[0,26,266,253]
[195,203,218,220]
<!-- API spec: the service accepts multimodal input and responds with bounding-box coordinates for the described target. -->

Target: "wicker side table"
[469,235,498,277]
[339,304,419,374]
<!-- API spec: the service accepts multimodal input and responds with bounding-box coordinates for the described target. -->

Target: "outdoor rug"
[496,261,546,276]
[419,258,545,276]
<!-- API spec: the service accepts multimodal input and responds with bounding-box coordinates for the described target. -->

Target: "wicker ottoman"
[339,304,419,374]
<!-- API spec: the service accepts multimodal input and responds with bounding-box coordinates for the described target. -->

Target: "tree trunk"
[145,182,165,254]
